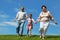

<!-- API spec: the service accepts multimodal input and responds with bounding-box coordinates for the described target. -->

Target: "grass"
[0,35,60,40]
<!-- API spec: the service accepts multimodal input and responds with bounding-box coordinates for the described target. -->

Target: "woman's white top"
[38,11,53,22]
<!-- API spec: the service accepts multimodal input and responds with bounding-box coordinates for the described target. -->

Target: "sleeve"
[36,12,42,22]
[48,11,57,23]
[48,11,54,20]
[32,18,35,23]
[38,12,42,18]
[16,12,19,19]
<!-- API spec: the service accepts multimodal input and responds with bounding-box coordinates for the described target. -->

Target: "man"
[15,6,27,36]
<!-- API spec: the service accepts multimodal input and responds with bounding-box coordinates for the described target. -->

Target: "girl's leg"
[27,29,29,36]
[29,26,32,36]
[29,30,31,36]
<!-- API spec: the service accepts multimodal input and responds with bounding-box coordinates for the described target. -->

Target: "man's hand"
[14,19,16,22]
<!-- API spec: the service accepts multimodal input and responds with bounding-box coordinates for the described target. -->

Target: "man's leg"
[16,23,21,35]
[20,22,25,36]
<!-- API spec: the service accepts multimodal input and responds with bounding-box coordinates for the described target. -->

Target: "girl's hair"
[29,14,32,18]
[41,5,47,9]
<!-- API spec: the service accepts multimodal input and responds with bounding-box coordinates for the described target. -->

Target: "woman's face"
[42,7,46,12]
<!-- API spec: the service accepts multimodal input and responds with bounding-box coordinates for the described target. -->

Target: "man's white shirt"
[16,11,27,22]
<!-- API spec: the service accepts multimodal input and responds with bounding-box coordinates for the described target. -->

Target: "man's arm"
[14,12,19,21]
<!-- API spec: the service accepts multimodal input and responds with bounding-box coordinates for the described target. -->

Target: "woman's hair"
[41,5,47,9]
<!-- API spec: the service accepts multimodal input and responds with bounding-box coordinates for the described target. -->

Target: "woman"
[36,5,57,40]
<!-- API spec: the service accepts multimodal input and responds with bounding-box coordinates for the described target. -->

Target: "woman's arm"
[49,13,57,24]
[36,12,43,22]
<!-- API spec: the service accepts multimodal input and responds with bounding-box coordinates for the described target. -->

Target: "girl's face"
[42,7,46,12]
[29,14,32,18]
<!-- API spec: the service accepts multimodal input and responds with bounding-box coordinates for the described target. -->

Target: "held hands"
[34,21,37,24]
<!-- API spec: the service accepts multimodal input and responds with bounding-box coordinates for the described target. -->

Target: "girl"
[26,14,35,36]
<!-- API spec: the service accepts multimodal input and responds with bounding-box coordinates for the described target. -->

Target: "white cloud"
[0,11,17,27]
[0,23,7,26]
[0,11,11,21]
[0,21,18,27]
[0,14,9,18]
[3,21,17,27]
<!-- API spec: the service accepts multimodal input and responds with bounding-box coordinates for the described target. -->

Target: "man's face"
[20,7,24,10]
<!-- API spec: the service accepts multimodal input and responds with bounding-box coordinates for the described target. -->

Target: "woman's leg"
[40,22,44,38]
[40,28,44,38]
[42,22,49,39]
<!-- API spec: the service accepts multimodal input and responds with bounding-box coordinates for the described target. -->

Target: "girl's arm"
[32,18,36,23]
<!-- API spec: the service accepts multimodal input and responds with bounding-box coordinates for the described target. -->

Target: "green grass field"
[0,35,60,40]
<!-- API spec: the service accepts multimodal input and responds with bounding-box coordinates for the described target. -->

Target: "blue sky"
[0,0,60,35]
